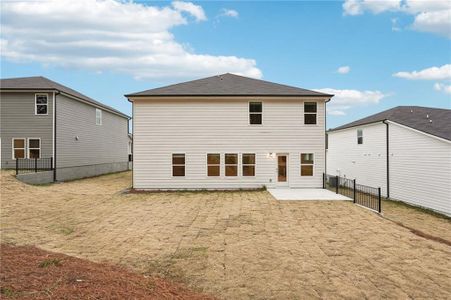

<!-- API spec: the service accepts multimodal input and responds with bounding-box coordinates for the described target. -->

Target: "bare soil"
[1,170,451,299]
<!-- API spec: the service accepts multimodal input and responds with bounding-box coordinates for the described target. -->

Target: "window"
[304,102,317,125]
[35,94,48,115]
[357,129,363,144]
[96,109,102,125]
[225,153,238,176]
[249,102,262,125]
[172,154,185,176]
[242,153,255,176]
[207,153,220,176]
[12,138,25,159]
[28,138,41,159]
[301,153,314,176]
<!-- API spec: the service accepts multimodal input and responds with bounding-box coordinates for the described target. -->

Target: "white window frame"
[304,102,317,125]
[249,101,263,125]
[27,138,41,159]
[206,153,221,177]
[172,153,185,177]
[11,138,26,160]
[242,153,256,177]
[300,153,314,176]
[225,153,238,177]
[35,94,48,115]
[357,129,363,145]
[96,108,102,125]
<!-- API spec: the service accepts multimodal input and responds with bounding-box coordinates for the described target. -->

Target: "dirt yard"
[1,170,451,299]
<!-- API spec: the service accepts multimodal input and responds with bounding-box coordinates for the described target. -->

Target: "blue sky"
[1,0,450,128]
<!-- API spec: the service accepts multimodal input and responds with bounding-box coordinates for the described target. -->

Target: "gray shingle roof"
[125,73,333,98]
[330,106,451,141]
[0,76,129,119]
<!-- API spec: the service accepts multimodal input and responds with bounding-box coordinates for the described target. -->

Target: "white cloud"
[172,1,207,22]
[393,64,451,80]
[0,0,262,80]
[434,83,451,94]
[337,66,351,74]
[343,0,451,38]
[315,88,387,115]
[220,9,239,18]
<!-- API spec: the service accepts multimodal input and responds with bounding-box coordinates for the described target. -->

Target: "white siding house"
[327,106,451,216]
[127,73,333,190]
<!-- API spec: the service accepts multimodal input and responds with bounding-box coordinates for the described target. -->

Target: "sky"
[1,0,450,129]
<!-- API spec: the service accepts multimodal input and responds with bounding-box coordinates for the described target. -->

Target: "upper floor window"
[225,153,238,176]
[35,94,48,115]
[242,153,256,176]
[96,108,102,125]
[249,102,262,125]
[207,153,220,176]
[304,102,317,125]
[301,153,314,176]
[172,154,185,176]
[12,138,25,159]
[28,138,41,159]
[357,129,363,144]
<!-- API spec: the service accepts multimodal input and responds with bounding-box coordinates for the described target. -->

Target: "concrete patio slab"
[268,188,352,200]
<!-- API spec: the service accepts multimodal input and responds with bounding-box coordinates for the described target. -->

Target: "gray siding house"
[0,76,130,181]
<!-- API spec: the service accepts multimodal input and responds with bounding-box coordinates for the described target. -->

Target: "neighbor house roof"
[330,106,451,141]
[125,73,333,98]
[0,76,130,119]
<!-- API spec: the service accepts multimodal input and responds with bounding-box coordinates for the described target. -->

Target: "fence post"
[16,159,18,175]
[323,173,325,189]
[35,157,38,173]
[335,175,339,194]
[353,179,356,203]
[51,157,53,170]
[378,187,382,213]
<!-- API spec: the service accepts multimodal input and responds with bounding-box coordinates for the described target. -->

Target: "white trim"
[52,92,55,160]
[387,120,451,144]
[96,108,102,125]
[11,138,26,160]
[300,152,315,176]
[303,101,317,125]
[248,101,263,125]
[224,153,239,177]
[27,137,41,159]
[242,153,256,177]
[35,93,49,115]
[171,153,186,177]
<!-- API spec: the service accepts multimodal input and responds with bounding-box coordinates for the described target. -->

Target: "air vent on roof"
[426,114,429,118]
[429,119,432,123]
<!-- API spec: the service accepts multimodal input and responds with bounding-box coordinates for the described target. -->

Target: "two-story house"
[126,73,333,190]
[0,76,130,182]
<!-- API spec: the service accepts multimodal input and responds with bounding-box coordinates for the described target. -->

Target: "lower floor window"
[242,153,255,176]
[301,153,314,176]
[28,138,41,159]
[225,153,238,176]
[172,154,185,176]
[207,153,220,176]
[12,138,25,159]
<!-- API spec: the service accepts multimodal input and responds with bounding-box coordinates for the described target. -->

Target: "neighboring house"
[0,76,130,181]
[126,73,333,190]
[327,106,451,216]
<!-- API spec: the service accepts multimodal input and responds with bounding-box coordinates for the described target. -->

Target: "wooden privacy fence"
[323,173,382,213]
[16,158,53,175]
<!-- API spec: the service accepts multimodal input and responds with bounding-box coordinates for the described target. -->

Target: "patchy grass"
[383,199,451,220]
[39,258,62,268]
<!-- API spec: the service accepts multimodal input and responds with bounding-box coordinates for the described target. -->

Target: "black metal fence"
[324,173,381,213]
[16,158,53,175]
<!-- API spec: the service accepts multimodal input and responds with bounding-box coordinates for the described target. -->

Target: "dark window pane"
[14,149,25,159]
[37,105,47,114]
[304,114,316,124]
[301,165,313,176]
[172,154,185,164]
[249,102,262,112]
[250,113,262,124]
[29,139,40,148]
[225,166,237,176]
[29,149,40,159]
[173,166,185,176]
[242,154,255,164]
[225,154,237,164]
[301,153,314,164]
[14,139,24,148]
[243,166,255,176]
[358,137,363,144]
[304,102,317,113]
[207,154,220,165]
[208,166,220,176]
[36,95,48,104]
[357,129,363,144]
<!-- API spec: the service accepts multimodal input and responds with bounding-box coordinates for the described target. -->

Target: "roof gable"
[126,73,332,97]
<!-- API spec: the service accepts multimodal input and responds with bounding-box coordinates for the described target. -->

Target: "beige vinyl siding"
[133,98,326,189]
[56,94,128,168]
[0,92,53,168]
[326,122,388,196]
[389,122,451,216]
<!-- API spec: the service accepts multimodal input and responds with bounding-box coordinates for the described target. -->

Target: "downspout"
[53,90,60,182]
[383,120,389,198]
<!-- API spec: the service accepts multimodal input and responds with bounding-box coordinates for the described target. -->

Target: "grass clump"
[39,258,62,268]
